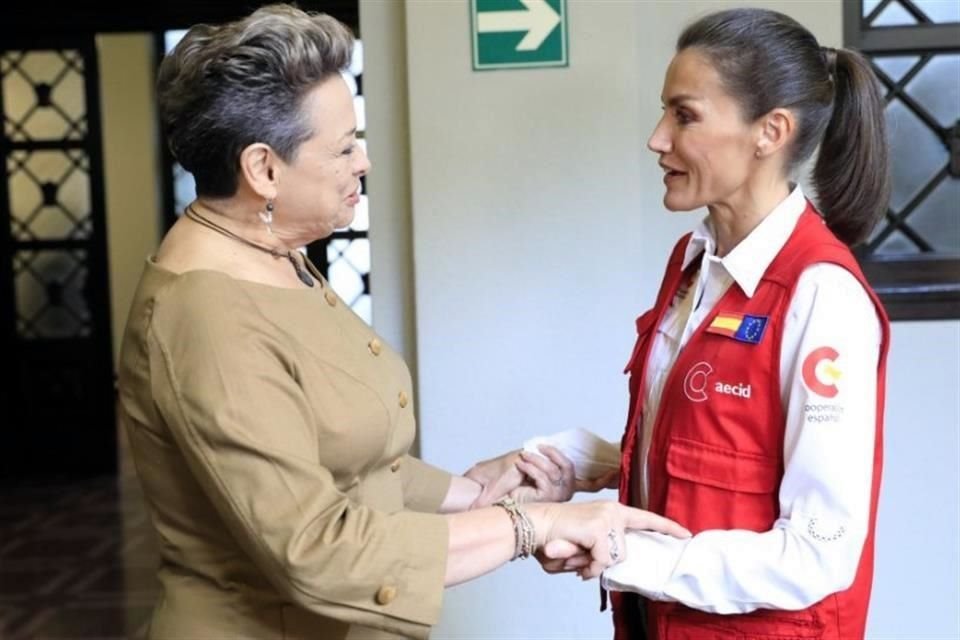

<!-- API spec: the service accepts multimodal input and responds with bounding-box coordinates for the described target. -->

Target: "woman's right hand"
[527,501,690,579]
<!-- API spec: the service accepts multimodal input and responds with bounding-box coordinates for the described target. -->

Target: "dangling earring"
[258,200,275,235]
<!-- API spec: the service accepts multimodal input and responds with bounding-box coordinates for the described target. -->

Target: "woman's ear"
[238,142,280,200]
[755,108,796,159]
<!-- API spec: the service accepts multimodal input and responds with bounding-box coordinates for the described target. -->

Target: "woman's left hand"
[464,450,524,508]
[465,445,577,507]
[511,445,576,504]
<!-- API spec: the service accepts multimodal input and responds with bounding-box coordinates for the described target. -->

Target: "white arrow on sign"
[477,0,561,52]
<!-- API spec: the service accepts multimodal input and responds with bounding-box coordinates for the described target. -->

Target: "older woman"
[116,4,687,639]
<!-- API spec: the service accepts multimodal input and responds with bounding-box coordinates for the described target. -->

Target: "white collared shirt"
[604,185,883,614]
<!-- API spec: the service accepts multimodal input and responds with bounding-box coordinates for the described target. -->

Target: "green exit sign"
[471,0,568,70]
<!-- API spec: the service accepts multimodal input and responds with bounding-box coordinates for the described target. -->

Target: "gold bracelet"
[493,497,535,560]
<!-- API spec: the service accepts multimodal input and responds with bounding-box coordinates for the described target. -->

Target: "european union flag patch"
[706,313,769,344]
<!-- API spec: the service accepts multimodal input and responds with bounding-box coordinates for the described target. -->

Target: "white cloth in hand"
[522,428,620,481]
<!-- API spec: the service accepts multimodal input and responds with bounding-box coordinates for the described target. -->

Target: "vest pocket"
[663,437,780,533]
[663,607,825,640]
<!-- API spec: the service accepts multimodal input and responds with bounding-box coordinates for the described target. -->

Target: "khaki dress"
[117,257,452,639]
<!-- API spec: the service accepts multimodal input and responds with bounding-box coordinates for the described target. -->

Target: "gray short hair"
[157,3,355,197]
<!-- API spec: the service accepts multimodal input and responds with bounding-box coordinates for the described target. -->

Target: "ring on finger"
[607,528,621,563]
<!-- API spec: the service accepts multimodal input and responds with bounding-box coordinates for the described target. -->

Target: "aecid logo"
[683,362,713,402]
[683,361,751,402]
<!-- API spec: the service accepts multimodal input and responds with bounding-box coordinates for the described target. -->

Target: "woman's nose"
[356,145,371,176]
[647,119,671,154]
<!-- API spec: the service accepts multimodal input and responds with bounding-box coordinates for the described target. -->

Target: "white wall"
[362,0,960,637]
[407,4,647,637]
[870,321,960,640]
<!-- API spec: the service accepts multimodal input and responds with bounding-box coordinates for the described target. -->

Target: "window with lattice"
[845,0,960,320]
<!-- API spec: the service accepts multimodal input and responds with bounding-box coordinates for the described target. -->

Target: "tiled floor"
[0,431,161,640]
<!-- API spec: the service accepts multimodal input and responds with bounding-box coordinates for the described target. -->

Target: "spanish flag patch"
[706,313,768,344]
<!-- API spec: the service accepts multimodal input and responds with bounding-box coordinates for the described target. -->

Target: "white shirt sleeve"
[602,264,882,614]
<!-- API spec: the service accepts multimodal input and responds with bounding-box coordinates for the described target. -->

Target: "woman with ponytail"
[535,8,891,639]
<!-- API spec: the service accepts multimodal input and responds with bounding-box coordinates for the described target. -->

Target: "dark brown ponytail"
[813,48,891,246]
[678,9,891,247]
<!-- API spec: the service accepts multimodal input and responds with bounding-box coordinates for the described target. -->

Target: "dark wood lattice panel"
[7,149,93,242]
[1,50,87,142]
[0,37,115,479]
[13,249,91,339]
[2,49,101,340]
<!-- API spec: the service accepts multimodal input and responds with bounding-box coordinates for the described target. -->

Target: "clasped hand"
[464,446,686,579]
[465,445,617,508]
[535,501,690,579]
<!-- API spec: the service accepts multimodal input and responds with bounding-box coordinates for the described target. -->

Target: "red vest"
[611,205,889,640]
